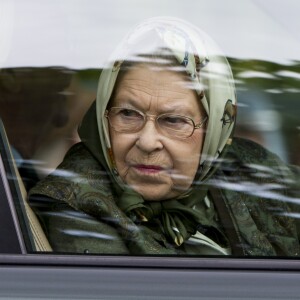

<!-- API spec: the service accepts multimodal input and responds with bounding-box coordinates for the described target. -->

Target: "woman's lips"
[133,164,164,174]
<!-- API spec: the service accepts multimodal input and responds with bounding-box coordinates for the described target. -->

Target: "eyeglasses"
[105,107,207,139]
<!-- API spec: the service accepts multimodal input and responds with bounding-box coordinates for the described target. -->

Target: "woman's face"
[109,63,205,201]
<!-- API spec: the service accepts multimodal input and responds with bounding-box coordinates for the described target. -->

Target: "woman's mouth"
[133,164,164,174]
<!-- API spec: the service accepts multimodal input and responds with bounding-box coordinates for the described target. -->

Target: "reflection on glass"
[1,16,299,257]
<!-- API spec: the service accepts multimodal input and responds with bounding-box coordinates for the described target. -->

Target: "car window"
[0,0,299,257]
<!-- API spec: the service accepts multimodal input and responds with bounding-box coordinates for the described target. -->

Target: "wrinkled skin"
[109,64,206,201]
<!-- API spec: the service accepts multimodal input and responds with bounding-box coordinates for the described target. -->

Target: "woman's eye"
[160,115,191,130]
[163,116,187,125]
[119,109,141,119]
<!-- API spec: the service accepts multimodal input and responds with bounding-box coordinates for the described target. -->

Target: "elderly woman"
[29,17,299,256]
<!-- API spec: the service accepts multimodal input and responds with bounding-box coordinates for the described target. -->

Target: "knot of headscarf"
[117,186,209,246]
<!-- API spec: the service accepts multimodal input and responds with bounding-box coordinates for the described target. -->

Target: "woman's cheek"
[112,135,136,180]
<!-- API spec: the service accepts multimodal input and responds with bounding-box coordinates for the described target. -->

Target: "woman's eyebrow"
[112,96,145,109]
[159,104,195,116]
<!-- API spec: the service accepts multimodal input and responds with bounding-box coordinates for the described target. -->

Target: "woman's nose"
[135,119,163,152]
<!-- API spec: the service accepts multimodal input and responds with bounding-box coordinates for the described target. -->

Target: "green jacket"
[29,138,300,256]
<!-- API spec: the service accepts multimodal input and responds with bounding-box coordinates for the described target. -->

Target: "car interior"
[0,118,51,253]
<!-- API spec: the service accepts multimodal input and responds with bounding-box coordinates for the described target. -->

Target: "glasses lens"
[108,108,144,132]
[157,114,194,138]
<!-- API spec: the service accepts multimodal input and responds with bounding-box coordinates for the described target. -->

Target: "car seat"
[0,118,52,252]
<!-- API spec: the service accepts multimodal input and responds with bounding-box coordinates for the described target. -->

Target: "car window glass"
[0,0,299,256]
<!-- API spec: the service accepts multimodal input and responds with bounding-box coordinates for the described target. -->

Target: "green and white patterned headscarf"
[95,17,237,185]
[78,17,237,246]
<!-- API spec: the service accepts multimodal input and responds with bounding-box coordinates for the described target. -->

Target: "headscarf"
[79,17,237,246]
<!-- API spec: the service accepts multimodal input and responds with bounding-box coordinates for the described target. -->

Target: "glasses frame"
[105,107,208,139]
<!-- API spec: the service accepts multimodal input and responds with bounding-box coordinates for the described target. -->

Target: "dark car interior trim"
[1,254,300,271]
[0,125,24,254]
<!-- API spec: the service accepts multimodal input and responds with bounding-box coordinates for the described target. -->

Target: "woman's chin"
[124,172,192,201]
[129,184,180,201]
[127,184,165,201]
